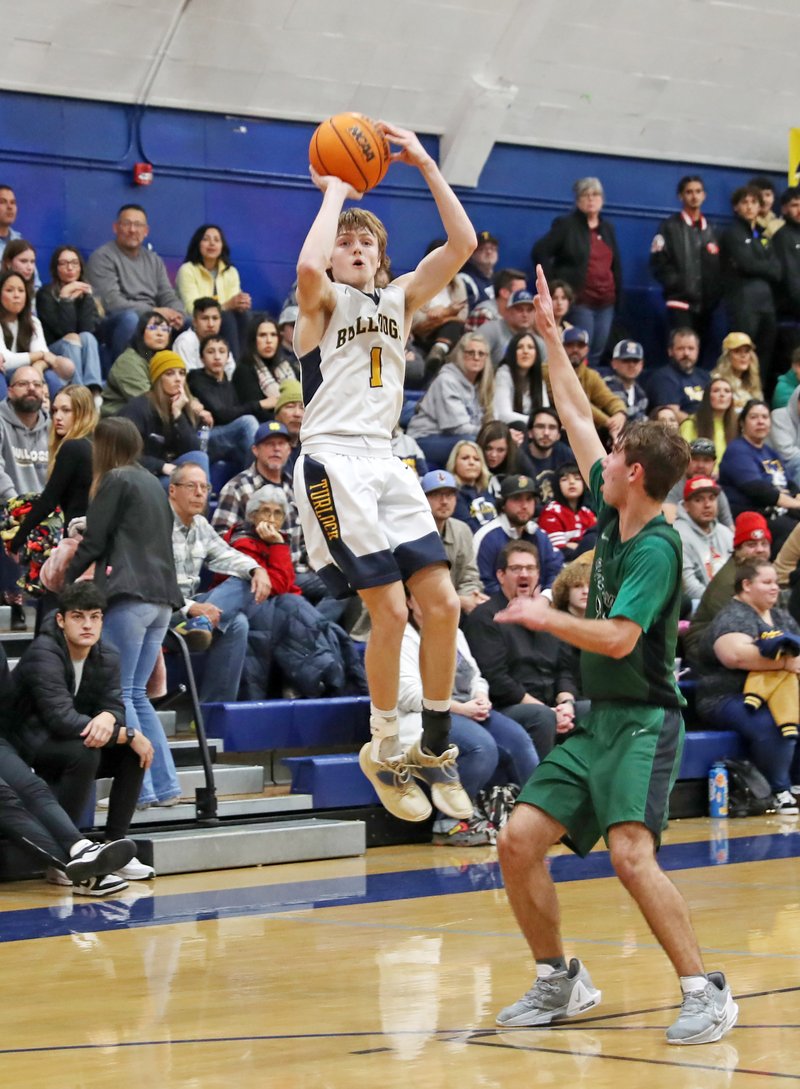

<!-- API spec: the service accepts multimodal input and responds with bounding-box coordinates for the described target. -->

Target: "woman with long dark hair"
[36,246,103,389]
[176,224,251,358]
[679,376,738,459]
[66,417,183,808]
[232,314,297,422]
[100,309,172,416]
[494,332,548,432]
[0,270,74,399]
[477,419,520,501]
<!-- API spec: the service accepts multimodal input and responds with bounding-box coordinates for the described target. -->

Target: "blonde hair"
[445,439,490,491]
[148,371,196,428]
[551,554,593,612]
[712,349,763,409]
[336,208,387,265]
[48,385,98,476]
[453,332,495,421]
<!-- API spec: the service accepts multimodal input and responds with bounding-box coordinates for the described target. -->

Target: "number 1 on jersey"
[369,346,383,388]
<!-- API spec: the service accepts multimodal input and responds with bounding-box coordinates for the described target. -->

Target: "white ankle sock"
[680,974,708,994]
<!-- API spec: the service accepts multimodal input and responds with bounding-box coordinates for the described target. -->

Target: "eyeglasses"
[462,349,488,359]
[57,259,81,268]
[10,380,44,390]
[146,322,169,332]
[118,219,147,230]
[174,482,211,494]
[506,564,539,575]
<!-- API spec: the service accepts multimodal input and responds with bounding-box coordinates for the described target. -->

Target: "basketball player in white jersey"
[294,121,477,822]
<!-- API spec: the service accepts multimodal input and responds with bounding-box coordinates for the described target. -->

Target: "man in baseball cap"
[607,340,648,421]
[675,477,732,605]
[421,470,488,615]
[548,329,627,440]
[662,438,734,531]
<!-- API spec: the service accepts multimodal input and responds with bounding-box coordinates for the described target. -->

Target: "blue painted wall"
[0,89,765,365]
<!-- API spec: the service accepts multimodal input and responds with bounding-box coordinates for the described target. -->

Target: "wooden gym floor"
[0,813,798,1088]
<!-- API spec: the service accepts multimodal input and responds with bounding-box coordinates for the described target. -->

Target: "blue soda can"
[709,762,729,818]
[710,820,729,865]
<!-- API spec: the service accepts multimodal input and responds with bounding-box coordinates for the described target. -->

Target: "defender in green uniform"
[493,266,738,1046]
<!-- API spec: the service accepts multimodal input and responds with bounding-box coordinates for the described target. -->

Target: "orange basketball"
[309,112,390,194]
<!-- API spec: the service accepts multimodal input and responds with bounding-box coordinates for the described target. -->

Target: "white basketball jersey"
[297,282,406,456]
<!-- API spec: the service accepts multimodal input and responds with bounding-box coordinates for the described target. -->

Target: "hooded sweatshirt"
[769,384,800,470]
[674,502,734,601]
[0,400,49,501]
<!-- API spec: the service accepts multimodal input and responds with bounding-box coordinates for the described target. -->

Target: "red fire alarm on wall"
[133,162,154,186]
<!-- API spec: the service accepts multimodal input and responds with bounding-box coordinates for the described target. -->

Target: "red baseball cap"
[683,475,720,500]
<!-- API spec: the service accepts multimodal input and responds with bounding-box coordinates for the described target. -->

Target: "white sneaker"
[116,857,156,881]
[407,740,472,820]
[666,972,739,1044]
[358,743,431,822]
[73,874,129,897]
[774,790,799,815]
[46,866,72,887]
[66,838,136,883]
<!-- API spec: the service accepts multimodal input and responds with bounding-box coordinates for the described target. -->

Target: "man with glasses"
[465,540,578,760]
[169,461,269,702]
[87,204,186,362]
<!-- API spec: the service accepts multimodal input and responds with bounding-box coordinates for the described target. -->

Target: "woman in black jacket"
[532,177,622,367]
[232,314,297,423]
[36,246,103,389]
[119,350,209,484]
[66,417,184,808]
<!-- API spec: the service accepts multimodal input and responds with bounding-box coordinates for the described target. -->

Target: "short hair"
[184,223,232,269]
[780,186,800,207]
[731,184,762,207]
[199,333,229,357]
[617,420,690,502]
[738,398,770,430]
[171,460,208,487]
[669,326,700,348]
[336,208,387,265]
[529,405,561,429]
[549,278,574,303]
[573,176,604,199]
[192,296,221,316]
[677,174,704,196]
[734,559,774,595]
[748,175,776,194]
[497,538,540,572]
[0,184,15,195]
[49,245,86,282]
[117,203,147,220]
[58,581,107,615]
[492,267,528,295]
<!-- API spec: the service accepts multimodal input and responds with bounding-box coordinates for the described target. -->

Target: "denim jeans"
[568,303,615,368]
[191,577,254,702]
[449,714,499,802]
[102,599,181,805]
[50,332,103,388]
[481,709,540,786]
[207,415,259,473]
[97,309,141,364]
[708,695,799,793]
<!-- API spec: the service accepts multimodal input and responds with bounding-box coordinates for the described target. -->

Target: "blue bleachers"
[678,731,744,779]
[282,753,377,808]
[202,696,371,752]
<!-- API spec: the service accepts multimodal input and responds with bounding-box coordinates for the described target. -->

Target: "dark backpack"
[724,758,774,817]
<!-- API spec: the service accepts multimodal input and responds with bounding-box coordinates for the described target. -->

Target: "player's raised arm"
[382,123,477,316]
[533,265,605,482]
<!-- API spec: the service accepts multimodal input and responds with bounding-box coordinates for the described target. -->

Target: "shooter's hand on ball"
[378,122,431,169]
[308,166,362,201]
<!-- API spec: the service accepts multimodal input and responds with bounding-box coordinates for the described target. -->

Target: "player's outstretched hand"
[308,166,362,202]
[532,264,558,341]
[494,588,552,632]
[378,121,430,168]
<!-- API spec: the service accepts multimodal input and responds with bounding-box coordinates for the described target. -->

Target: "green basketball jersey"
[581,460,685,707]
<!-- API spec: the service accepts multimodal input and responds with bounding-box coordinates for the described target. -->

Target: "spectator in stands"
[399,588,538,846]
[276,304,301,371]
[1,239,38,301]
[410,239,468,376]
[644,327,709,421]
[649,175,721,345]
[695,560,800,813]
[532,176,622,366]
[10,384,97,558]
[675,476,733,610]
[221,484,301,596]
[549,554,593,717]
[544,327,626,440]
[406,333,494,467]
[775,522,800,625]
[460,229,500,312]
[516,406,574,502]
[465,541,578,759]
[87,204,185,361]
[0,364,49,628]
[535,279,574,340]
[421,469,487,615]
[175,224,251,359]
[772,187,800,367]
[684,511,772,665]
[718,398,800,548]
[679,376,738,460]
[749,175,784,239]
[770,386,800,484]
[173,297,235,378]
[187,334,259,470]
[169,461,269,702]
[605,339,649,421]
[119,351,207,484]
[0,186,27,264]
[719,185,781,391]
[773,346,800,411]
[538,462,598,554]
[712,332,764,413]
[232,314,296,423]
[100,309,172,417]
[473,474,563,594]
[4,581,156,891]
[66,417,183,809]
[0,270,74,398]
[391,423,427,477]
[649,404,680,429]
[465,267,527,331]
[480,289,545,369]
[494,332,548,432]
[477,419,520,501]
[663,437,733,529]
[36,247,103,390]
[444,439,495,528]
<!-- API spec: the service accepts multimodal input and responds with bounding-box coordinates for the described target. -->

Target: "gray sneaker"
[496,958,602,1027]
[666,972,738,1045]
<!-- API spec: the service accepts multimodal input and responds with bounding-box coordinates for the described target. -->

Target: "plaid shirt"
[172,510,256,608]
[210,463,308,571]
